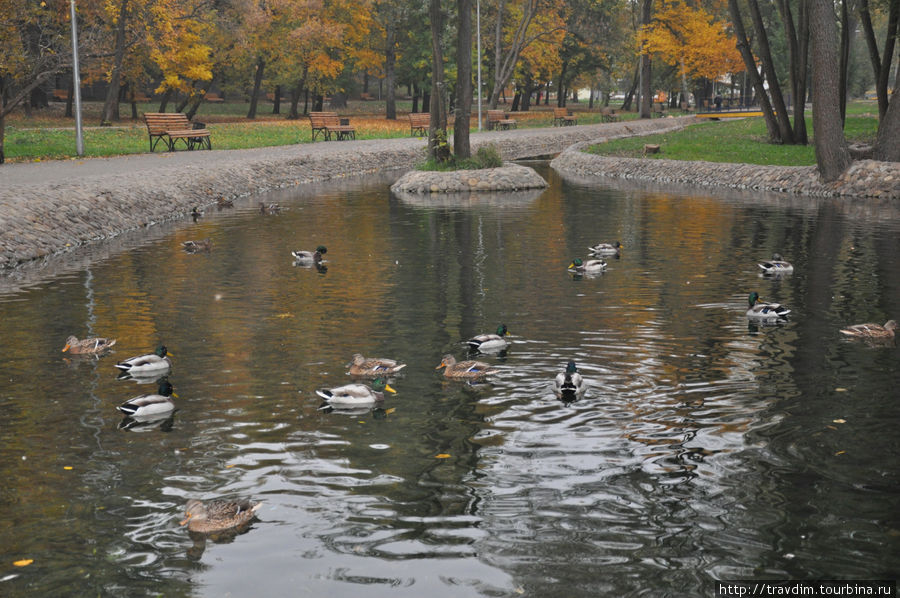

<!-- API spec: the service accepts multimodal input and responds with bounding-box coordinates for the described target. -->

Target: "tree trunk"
[412,83,420,113]
[639,0,652,119]
[777,0,809,143]
[454,0,473,159]
[158,89,173,112]
[329,92,348,109]
[289,84,301,119]
[385,24,398,120]
[809,0,851,181]
[747,0,795,142]
[488,0,539,109]
[186,77,216,120]
[273,85,281,115]
[838,0,850,123]
[428,0,449,161]
[247,57,265,119]
[857,0,898,119]
[873,84,900,161]
[729,0,782,142]
[622,59,639,111]
[100,0,129,125]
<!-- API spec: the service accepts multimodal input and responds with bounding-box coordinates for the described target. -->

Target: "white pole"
[476,0,482,131]
[69,0,84,156]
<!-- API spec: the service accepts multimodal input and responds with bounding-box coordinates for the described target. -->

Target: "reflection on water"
[1,165,898,597]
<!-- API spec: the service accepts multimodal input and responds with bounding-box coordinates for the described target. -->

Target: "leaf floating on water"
[835,388,848,392]
[835,450,846,456]
[225,464,237,469]
[276,313,294,319]
[13,559,33,567]
[63,466,73,470]
[833,419,846,424]
[385,408,396,415]
[435,454,451,459]
[515,588,525,594]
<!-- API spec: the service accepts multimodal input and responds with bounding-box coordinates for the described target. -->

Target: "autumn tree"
[641,0,744,108]
[858,0,900,161]
[809,0,850,180]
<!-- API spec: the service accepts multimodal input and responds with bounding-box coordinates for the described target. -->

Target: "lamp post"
[69,0,84,156]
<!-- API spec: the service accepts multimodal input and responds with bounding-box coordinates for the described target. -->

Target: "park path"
[1,117,695,274]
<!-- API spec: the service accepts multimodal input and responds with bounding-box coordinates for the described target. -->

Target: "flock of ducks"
[57,247,895,534]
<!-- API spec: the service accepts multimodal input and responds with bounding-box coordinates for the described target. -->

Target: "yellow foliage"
[640,0,744,81]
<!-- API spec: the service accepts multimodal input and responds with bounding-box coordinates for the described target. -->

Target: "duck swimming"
[292,245,327,264]
[347,354,407,377]
[62,335,116,354]
[467,324,510,353]
[568,258,607,274]
[758,253,794,275]
[115,345,173,376]
[436,354,499,379]
[316,377,396,407]
[746,292,790,320]
[840,320,897,341]
[554,361,585,398]
[116,379,177,418]
[588,241,622,256]
[180,499,261,534]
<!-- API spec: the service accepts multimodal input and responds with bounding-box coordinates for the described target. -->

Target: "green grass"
[587,114,878,166]
[2,99,880,164]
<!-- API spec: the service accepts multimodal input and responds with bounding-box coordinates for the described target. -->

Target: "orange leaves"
[640,0,744,81]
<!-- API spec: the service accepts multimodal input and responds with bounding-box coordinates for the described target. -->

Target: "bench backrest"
[409,113,430,126]
[553,107,571,117]
[144,112,191,134]
[309,112,340,127]
[487,110,507,122]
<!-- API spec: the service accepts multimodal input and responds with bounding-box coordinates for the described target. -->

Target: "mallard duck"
[554,361,585,397]
[588,241,622,255]
[467,324,510,353]
[116,379,177,418]
[347,353,407,377]
[316,377,396,407]
[436,354,499,379]
[115,345,173,375]
[180,499,261,534]
[61,335,116,354]
[746,292,790,320]
[182,238,211,252]
[259,202,281,214]
[217,196,234,208]
[190,207,203,221]
[292,245,327,264]
[758,253,794,275]
[568,258,607,274]
[840,320,897,340]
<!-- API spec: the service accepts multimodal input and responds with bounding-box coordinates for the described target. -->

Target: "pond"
[1,164,898,597]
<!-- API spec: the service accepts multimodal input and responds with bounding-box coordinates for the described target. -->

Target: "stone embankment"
[0,117,689,272]
[390,163,548,194]
[552,139,900,199]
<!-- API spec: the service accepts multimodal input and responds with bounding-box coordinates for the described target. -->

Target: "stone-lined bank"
[390,163,548,194]
[551,138,900,199]
[0,117,690,271]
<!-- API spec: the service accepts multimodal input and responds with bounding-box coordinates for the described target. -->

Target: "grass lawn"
[2,98,880,165]
[587,109,879,166]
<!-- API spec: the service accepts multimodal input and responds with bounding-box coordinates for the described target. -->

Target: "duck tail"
[315,389,333,400]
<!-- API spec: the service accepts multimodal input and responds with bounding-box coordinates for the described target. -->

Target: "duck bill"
[172,392,179,398]
[179,514,192,526]
[62,344,71,352]
[435,363,446,370]
[384,384,397,394]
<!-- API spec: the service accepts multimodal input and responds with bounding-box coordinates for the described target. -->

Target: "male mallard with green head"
[568,258,607,274]
[292,245,327,265]
[758,253,794,275]
[588,241,622,256]
[746,292,790,320]
[554,361,586,398]
[115,345,173,376]
[467,324,510,353]
[117,379,177,418]
[316,377,396,407]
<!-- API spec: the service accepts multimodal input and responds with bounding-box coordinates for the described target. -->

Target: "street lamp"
[69,0,84,156]
[477,0,482,131]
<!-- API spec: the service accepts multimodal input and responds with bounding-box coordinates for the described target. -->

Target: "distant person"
[714,94,723,111]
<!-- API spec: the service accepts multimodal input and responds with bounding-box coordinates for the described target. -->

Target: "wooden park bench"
[360,92,376,101]
[652,103,667,118]
[600,107,619,122]
[130,91,151,102]
[52,89,69,101]
[408,113,430,136]
[487,109,517,130]
[204,92,225,103]
[143,112,211,152]
[552,107,577,126]
[308,112,356,141]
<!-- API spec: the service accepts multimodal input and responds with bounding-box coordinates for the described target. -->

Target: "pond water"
[1,164,899,597]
